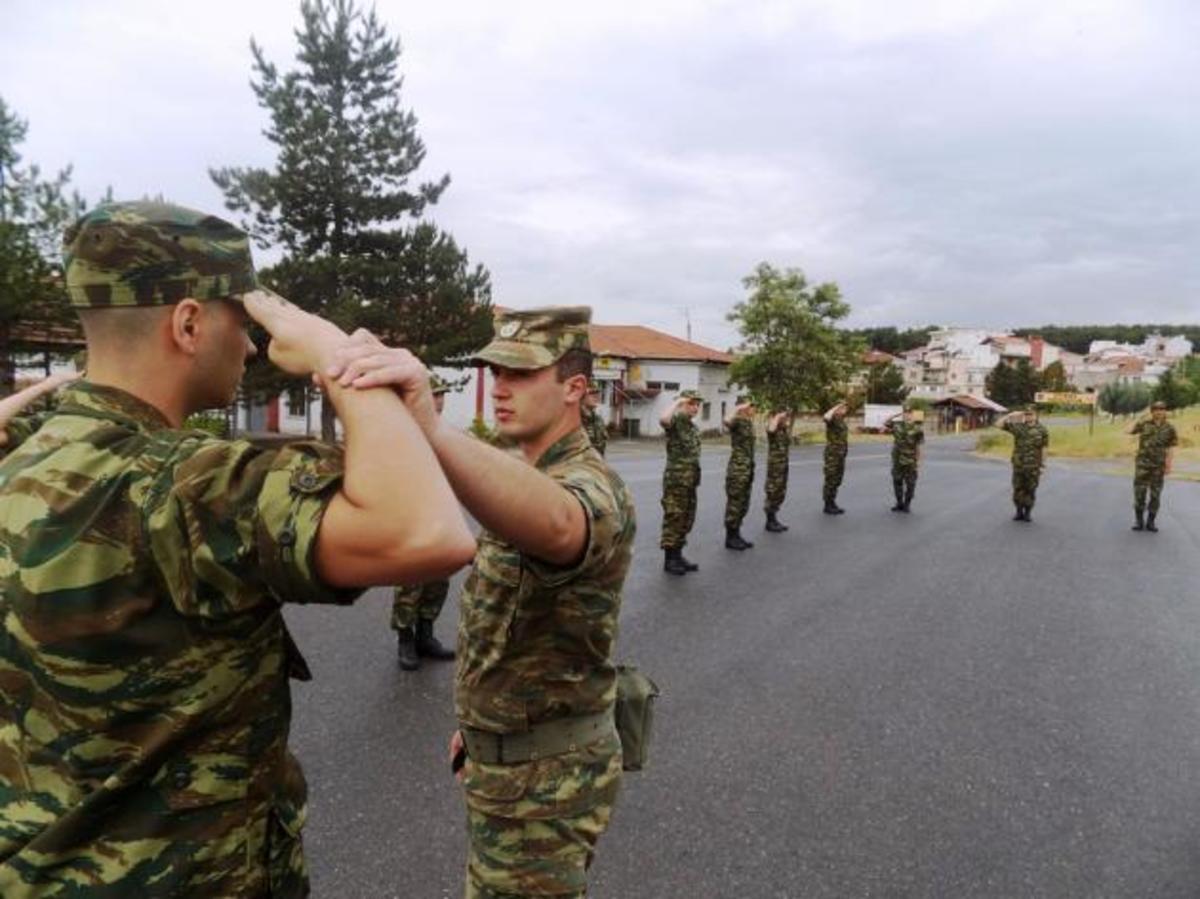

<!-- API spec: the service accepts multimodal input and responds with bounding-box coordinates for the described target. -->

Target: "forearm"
[318,382,474,584]
[428,421,585,564]
[0,381,57,437]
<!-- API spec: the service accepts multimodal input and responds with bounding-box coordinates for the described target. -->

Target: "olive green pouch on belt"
[615,665,660,772]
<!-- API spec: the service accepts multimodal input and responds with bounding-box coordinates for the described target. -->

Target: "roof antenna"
[683,306,692,343]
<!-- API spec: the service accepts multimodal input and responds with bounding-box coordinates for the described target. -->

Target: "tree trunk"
[0,321,14,395]
[320,395,337,443]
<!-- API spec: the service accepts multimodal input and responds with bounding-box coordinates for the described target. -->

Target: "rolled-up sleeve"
[147,436,362,618]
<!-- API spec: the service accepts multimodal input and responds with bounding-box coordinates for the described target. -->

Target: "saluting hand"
[243,289,347,376]
[326,332,440,435]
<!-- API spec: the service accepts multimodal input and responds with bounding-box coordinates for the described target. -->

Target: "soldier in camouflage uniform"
[763,410,793,532]
[660,390,703,575]
[723,398,756,550]
[1128,400,1178,532]
[582,379,608,456]
[331,306,636,899]
[822,401,849,514]
[886,408,925,512]
[0,201,474,898]
[997,406,1050,522]
[393,375,458,670]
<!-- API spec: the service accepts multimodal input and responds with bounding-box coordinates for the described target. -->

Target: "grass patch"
[975,408,1200,466]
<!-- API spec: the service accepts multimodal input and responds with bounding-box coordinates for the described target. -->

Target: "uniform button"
[279,528,296,547]
[172,770,190,789]
[296,472,319,490]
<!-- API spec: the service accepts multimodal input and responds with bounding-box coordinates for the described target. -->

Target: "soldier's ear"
[170,300,204,356]
[564,372,588,404]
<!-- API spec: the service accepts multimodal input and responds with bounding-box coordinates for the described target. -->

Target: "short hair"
[555,348,593,383]
[76,305,173,348]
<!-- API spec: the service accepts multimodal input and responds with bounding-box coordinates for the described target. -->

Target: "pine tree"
[211,0,491,437]
[0,97,86,394]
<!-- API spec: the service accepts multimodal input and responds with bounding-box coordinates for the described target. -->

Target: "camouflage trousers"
[764,455,789,514]
[1012,467,1041,508]
[724,455,755,529]
[892,465,918,503]
[823,449,846,504]
[462,732,623,898]
[660,467,699,549]
[391,579,451,631]
[1134,466,1166,514]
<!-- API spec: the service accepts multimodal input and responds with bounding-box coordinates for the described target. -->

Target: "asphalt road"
[285,437,1200,898]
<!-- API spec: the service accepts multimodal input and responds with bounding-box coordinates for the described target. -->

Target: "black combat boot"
[396,626,420,671]
[1132,509,1145,531]
[678,549,699,571]
[891,482,905,512]
[416,619,455,661]
[902,484,915,512]
[725,528,753,550]
[664,548,689,576]
[765,511,788,532]
[823,501,840,515]
[1013,506,1024,522]
[1022,506,1033,523]
[1146,512,1158,533]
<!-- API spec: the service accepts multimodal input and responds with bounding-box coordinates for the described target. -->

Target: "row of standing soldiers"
[650,395,1180,576]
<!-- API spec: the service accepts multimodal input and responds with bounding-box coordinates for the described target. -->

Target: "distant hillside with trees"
[1011,325,1200,355]
[850,324,1200,357]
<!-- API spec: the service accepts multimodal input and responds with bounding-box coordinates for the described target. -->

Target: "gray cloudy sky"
[4,0,1198,349]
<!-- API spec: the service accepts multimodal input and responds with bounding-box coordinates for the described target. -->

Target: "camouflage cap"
[63,201,257,307]
[1151,400,1167,410]
[471,306,591,370]
[679,389,703,401]
[430,373,451,395]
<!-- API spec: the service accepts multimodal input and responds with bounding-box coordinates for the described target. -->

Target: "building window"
[702,402,711,421]
[286,387,306,417]
[645,381,681,392]
[720,401,727,421]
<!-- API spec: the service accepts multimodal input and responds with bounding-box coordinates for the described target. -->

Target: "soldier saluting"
[996,405,1050,522]
[723,397,756,550]
[660,389,703,575]
[0,201,475,897]
[763,409,793,532]
[886,407,924,512]
[822,401,849,514]
[1128,400,1178,533]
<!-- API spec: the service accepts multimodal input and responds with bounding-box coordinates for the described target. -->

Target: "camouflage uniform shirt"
[1002,420,1049,469]
[824,417,849,458]
[1132,419,1178,471]
[663,411,701,478]
[456,428,635,733]
[0,382,356,898]
[582,406,608,457]
[890,420,924,470]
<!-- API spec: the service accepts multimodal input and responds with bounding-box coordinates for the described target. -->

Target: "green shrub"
[184,412,228,438]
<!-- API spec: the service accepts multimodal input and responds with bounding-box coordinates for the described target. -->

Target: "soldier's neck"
[85,356,187,429]
[520,411,582,464]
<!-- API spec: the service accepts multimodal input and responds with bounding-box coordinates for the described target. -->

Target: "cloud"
[3,0,1198,349]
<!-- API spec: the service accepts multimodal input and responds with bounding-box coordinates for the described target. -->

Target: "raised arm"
[244,291,475,588]
[325,333,588,567]
[660,399,684,429]
[0,371,79,448]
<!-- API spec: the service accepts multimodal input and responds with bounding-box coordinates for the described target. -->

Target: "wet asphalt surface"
[285,437,1200,898]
